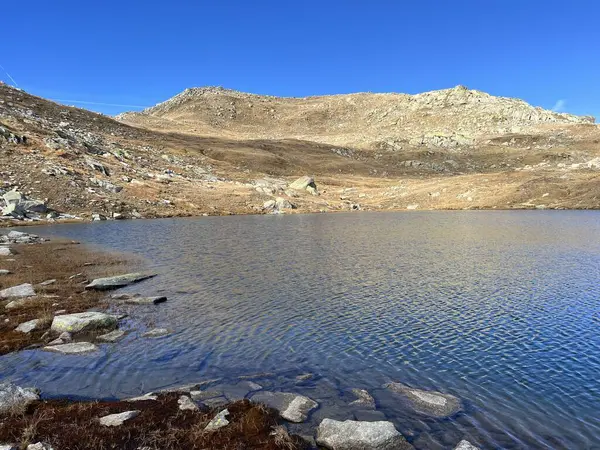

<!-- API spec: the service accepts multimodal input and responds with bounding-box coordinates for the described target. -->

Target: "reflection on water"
[2,211,600,449]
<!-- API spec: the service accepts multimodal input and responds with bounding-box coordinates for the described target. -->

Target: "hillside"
[117,85,595,150]
[1,82,600,225]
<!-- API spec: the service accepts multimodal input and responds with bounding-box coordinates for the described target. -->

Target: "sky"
[2,0,599,118]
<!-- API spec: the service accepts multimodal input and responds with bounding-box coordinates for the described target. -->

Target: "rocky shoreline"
[0,231,479,449]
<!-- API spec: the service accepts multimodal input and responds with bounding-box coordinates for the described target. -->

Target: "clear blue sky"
[2,0,599,118]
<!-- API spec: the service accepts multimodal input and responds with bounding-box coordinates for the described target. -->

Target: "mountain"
[1,82,600,226]
[117,85,595,150]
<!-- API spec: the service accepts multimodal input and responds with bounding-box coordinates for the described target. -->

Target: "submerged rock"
[384,382,462,418]
[142,328,170,338]
[250,391,318,423]
[85,272,157,290]
[122,296,167,305]
[51,312,117,333]
[349,388,376,409]
[0,382,39,415]
[454,440,479,450]
[99,410,140,426]
[0,283,35,299]
[42,342,98,354]
[205,409,230,431]
[97,329,126,343]
[316,419,412,450]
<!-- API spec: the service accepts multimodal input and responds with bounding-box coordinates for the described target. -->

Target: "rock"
[42,342,98,354]
[142,328,170,338]
[85,272,156,290]
[349,389,376,409]
[122,296,167,305]
[250,391,318,423]
[384,382,461,418]
[0,444,17,450]
[2,191,47,217]
[205,409,230,431]
[47,332,72,346]
[51,312,117,333]
[289,176,318,195]
[97,329,126,342]
[15,319,40,333]
[190,390,223,402]
[5,297,38,310]
[92,213,107,221]
[38,279,56,286]
[295,373,314,382]
[26,444,54,450]
[454,440,479,450]
[316,419,412,450]
[275,197,295,209]
[99,410,140,426]
[90,177,122,194]
[178,395,198,411]
[0,283,35,299]
[0,248,12,256]
[126,392,158,402]
[0,382,39,415]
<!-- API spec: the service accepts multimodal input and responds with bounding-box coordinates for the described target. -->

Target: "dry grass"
[0,395,309,450]
[0,240,136,354]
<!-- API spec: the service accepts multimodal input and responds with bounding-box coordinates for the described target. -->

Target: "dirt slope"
[1,82,600,225]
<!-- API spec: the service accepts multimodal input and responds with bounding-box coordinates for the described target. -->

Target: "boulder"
[85,273,157,290]
[289,176,318,195]
[0,382,39,415]
[15,319,40,333]
[178,395,198,411]
[92,213,107,221]
[275,197,295,210]
[0,283,35,299]
[51,312,117,333]
[43,342,98,354]
[205,409,230,431]
[97,330,126,342]
[0,248,12,256]
[2,191,47,217]
[250,391,318,423]
[454,440,479,450]
[384,382,461,418]
[349,388,376,409]
[99,410,140,426]
[316,419,412,450]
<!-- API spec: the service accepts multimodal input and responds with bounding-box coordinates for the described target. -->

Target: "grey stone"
[205,409,230,431]
[349,389,376,409]
[122,296,167,305]
[38,279,56,286]
[316,419,412,450]
[97,329,126,342]
[201,396,229,408]
[15,319,40,333]
[51,311,117,333]
[275,197,295,209]
[190,390,222,401]
[90,177,122,194]
[0,283,35,299]
[384,382,462,418]
[0,248,12,256]
[5,297,39,310]
[92,213,107,221]
[454,440,479,450]
[85,272,156,290]
[289,176,318,194]
[42,342,98,354]
[0,382,39,415]
[142,328,170,338]
[26,444,54,450]
[178,395,198,411]
[250,391,318,423]
[0,444,17,450]
[220,381,262,401]
[99,410,140,426]
[0,269,11,275]
[126,392,158,402]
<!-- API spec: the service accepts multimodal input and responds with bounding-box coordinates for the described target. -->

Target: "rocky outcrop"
[50,312,117,333]
[99,410,140,426]
[250,391,318,423]
[85,273,156,290]
[0,382,39,415]
[384,382,462,418]
[316,419,412,450]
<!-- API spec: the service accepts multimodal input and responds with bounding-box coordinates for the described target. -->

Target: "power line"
[51,98,150,109]
[0,63,19,87]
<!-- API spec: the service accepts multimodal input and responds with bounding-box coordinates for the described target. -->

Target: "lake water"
[2,211,599,449]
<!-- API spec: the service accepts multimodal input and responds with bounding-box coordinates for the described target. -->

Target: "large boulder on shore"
[0,382,39,415]
[50,312,117,334]
[250,391,318,423]
[0,283,35,299]
[85,273,156,290]
[289,176,318,195]
[316,419,413,450]
[384,382,462,418]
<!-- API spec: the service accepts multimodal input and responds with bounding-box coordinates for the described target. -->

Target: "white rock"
[51,312,117,333]
[316,419,411,450]
[85,272,156,290]
[26,444,54,450]
[99,410,140,426]
[250,391,318,423]
[42,342,98,354]
[0,248,13,256]
[0,444,17,450]
[454,440,480,450]
[205,409,230,431]
[15,319,40,333]
[0,283,35,299]
[126,393,158,402]
[178,395,198,411]
[97,329,126,342]
[0,269,11,275]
